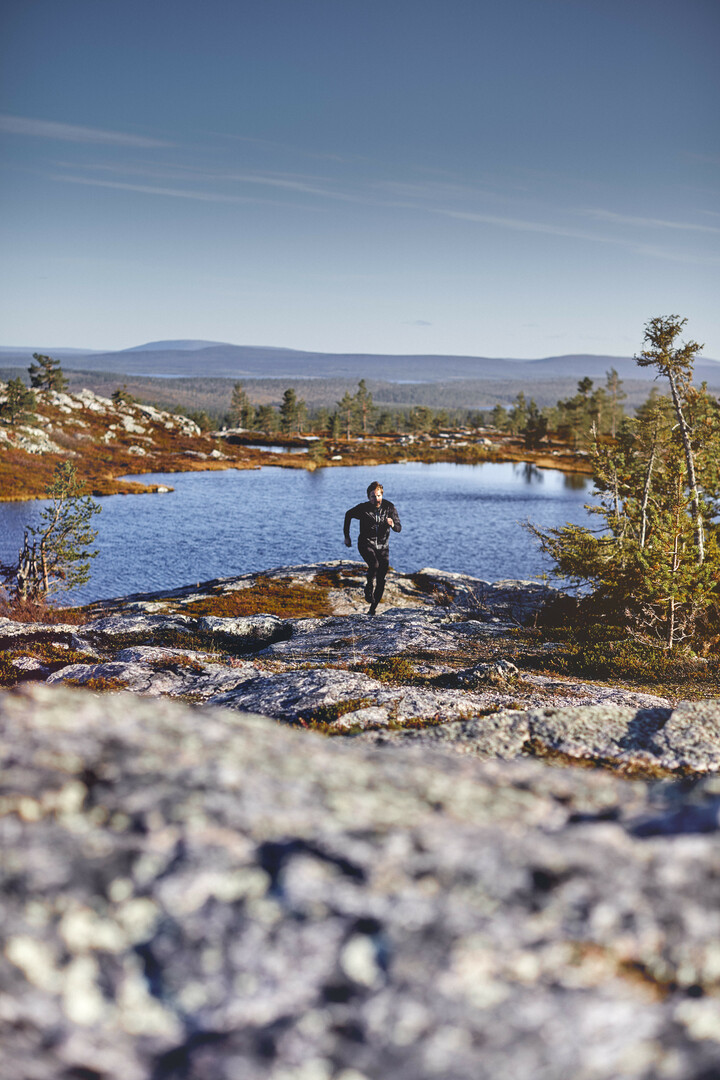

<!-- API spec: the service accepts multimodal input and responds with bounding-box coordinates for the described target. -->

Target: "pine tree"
[229,382,255,428]
[508,392,528,435]
[529,318,720,650]
[354,380,374,435]
[0,378,36,426]
[279,389,298,434]
[409,406,434,434]
[521,400,547,449]
[490,404,509,431]
[605,368,626,437]
[28,353,68,392]
[313,407,331,435]
[337,391,356,439]
[2,462,101,601]
[635,315,706,565]
[255,404,278,433]
[556,378,596,447]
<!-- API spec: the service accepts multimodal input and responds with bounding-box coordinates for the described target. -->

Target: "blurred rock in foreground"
[2,684,720,1080]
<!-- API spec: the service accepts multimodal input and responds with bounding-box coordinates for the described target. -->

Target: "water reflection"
[563,471,591,490]
[517,462,543,484]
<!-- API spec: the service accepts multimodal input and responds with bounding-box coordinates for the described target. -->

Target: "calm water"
[0,462,593,604]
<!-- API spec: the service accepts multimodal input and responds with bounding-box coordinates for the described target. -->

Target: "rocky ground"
[2,563,720,1078]
[0,384,316,499]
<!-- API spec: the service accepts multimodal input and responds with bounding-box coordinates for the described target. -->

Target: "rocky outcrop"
[3,563,719,775]
[0,382,298,499]
[2,684,720,1080]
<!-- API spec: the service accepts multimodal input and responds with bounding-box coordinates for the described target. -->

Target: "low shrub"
[361,656,417,684]
[62,675,130,693]
[179,577,333,619]
[0,595,87,625]
[298,697,373,730]
[540,635,718,683]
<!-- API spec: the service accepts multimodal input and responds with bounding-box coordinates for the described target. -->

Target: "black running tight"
[358,541,389,603]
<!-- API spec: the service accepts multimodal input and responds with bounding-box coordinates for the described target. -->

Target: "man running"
[344,481,402,614]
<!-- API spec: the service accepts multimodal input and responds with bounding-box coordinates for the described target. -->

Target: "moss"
[0,642,100,687]
[177,577,333,619]
[523,740,686,781]
[144,654,208,674]
[296,697,374,730]
[62,675,130,693]
[360,656,418,684]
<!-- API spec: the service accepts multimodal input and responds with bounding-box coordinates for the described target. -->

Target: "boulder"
[196,614,288,650]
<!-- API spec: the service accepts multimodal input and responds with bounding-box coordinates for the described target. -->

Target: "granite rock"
[2,684,720,1080]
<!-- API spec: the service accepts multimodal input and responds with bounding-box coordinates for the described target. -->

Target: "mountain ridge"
[1,340,718,383]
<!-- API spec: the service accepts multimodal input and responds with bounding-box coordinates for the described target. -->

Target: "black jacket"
[344,499,402,548]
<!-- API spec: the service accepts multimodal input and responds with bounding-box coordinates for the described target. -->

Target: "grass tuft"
[360,656,418,684]
[177,577,333,619]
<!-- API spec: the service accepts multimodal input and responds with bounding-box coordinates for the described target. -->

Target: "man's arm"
[387,501,401,532]
[344,504,359,546]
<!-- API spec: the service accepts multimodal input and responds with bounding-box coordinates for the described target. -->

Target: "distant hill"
[120,339,237,353]
[1,341,719,390]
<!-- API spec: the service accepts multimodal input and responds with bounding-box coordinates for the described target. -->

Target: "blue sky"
[1,0,718,358]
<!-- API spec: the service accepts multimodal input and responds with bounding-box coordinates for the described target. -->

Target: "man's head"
[367,481,383,507]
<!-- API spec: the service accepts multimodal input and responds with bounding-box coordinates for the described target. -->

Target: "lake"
[0,462,595,604]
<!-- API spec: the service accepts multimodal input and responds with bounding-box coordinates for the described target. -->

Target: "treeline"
[223,379,480,438]
[486,369,627,448]
[220,368,633,446]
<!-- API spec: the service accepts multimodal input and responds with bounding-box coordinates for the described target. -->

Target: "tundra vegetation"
[3,320,720,680]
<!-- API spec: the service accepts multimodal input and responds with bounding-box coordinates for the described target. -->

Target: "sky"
[1,0,718,359]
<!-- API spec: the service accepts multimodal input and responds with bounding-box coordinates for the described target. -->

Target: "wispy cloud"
[52,174,264,203]
[432,208,611,243]
[432,208,720,265]
[581,208,720,235]
[370,179,482,201]
[52,158,373,205]
[41,143,720,268]
[222,172,367,202]
[0,114,172,148]
[51,172,335,215]
[211,130,367,164]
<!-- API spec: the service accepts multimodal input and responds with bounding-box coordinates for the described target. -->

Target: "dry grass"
[61,674,130,693]
[0,644,97,687]
[0,393,263,499]
[0,595,87,624]
[177,577,333,619]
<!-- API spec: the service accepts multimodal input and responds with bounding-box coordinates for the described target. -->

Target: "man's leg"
[359,542,378,603]
[374,548,390,604]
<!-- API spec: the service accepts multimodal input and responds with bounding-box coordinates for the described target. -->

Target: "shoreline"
[0,441,592,502]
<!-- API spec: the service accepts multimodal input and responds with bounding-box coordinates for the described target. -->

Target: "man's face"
[370,488,383,507]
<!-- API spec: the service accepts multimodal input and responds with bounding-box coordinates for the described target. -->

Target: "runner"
[344,481,402,615]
